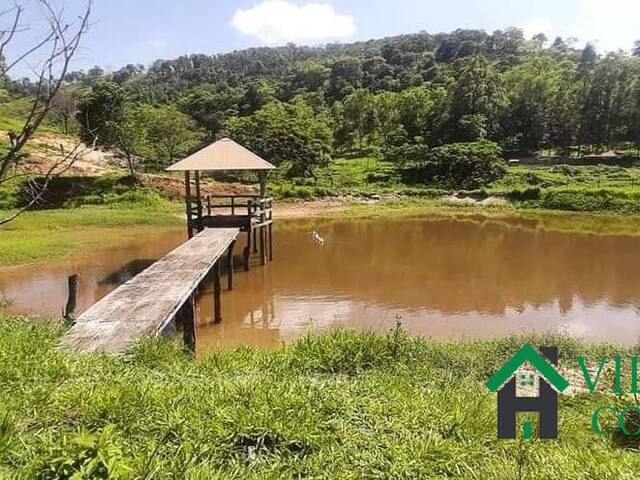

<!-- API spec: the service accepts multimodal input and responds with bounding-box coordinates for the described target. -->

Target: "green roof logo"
[485,344,570,393]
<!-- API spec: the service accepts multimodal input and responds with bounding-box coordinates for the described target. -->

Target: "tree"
[395,86,446,143]
[627,77,640,156]
[77,83,150,176]
[223,99,332,178]
[448,55,506,142]
[0,0,92,226]
[105,105,150,176]
[178,85,244,138]
[327,56,363,101]
[145,105,203,167]
[375,91,400,149]
[85,65,105,85]
[502,55,559,151]
[578,54,630,151]
[340,89,378,151]
[546,62,579,155]
[77,82,127,146]
[50,88,77,135]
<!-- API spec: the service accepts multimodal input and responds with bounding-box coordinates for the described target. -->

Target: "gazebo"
[166,138,276,270]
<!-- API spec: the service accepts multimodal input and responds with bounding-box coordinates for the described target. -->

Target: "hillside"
[2,27,640,216]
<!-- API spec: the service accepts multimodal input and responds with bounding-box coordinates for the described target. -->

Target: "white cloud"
[231,0,356,44]
[568,0,640,51]
[522,19,553,40]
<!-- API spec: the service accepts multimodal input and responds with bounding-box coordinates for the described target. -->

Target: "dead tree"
[0,0,92,226]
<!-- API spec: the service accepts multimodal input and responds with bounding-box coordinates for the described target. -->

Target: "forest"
[4,27,640,189]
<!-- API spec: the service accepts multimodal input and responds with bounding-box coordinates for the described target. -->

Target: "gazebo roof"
[166,138,275,172]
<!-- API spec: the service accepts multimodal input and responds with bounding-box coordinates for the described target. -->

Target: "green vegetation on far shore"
[0,314,637,479]
[273,158,640,215]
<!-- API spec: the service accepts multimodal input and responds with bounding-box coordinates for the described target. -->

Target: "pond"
[2,212,640,352]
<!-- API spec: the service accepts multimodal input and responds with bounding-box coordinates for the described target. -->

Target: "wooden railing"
[195,195,272,223]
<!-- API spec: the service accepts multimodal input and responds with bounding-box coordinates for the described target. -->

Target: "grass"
[270,158,640,215]
[0,96,65,135]
[0,313,638,478]
[0,204,182,266]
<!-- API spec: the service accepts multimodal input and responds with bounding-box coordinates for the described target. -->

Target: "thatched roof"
[166,138,275,172]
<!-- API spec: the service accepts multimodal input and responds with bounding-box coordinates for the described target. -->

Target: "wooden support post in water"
[227,240,235,290]
[182,294,196,353]
[184,171,193,238]
[213,260,222,322]
[268,223,273,261]
[253,226,258,254]
[194,170,203,232]
[64,274,78,323]
[244,228,251,271]
[258,172,268,266]
[260,223,266,266]
[207,195,211,216]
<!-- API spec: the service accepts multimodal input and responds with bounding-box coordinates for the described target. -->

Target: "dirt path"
[274,197,355,218]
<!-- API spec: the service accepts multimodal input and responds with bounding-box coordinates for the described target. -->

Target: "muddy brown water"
[3,213,640,352]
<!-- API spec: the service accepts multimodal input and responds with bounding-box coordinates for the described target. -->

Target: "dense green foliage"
[76,84,203,173]
[6,27,639,189]
[427,141,506,188]
[223,99,333,177]
[0,314,638,478]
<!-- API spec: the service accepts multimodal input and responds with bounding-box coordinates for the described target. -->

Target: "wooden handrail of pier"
[60,228,239,353]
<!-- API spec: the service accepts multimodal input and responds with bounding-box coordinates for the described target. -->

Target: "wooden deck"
[60,228,239,353]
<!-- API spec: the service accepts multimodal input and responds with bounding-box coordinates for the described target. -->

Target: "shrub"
[505,187,541,201]
[428,140,506,189]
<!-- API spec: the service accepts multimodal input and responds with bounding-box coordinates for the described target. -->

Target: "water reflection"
[2,214,640,351]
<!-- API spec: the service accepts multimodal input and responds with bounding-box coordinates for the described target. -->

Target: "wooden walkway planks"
[60,228,239,353]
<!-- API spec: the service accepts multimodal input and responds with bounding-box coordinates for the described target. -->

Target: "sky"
[5,0,640,78]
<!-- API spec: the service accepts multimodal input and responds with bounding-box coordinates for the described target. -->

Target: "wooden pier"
[60,138,276,354]
[60,228,239,353]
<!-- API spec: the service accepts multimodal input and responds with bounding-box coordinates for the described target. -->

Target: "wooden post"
[227,240,235,290]
[213,260,222,323]
[207,196,211,216]
[258,172,267,265]
[182,294,196,353]
[259,171,267,198]
[260,222,266,266]
[244,229,251,271]
[184,171,193,238]
[64,274,78,323]
[231,196,235,215]
[268,198,273,262]
[194,170,203,232]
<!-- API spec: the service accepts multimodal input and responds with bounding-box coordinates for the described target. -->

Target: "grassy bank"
[271,158,640,215]
[0,204,182,266]
[0,314,637,478]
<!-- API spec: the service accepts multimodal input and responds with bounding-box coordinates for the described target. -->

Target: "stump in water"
[64,274,78,325]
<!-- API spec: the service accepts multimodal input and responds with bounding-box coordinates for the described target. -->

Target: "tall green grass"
[0,314,637,478]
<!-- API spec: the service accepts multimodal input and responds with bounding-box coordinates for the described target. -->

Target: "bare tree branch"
[0,0,92,226]
[0,136,97,225]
